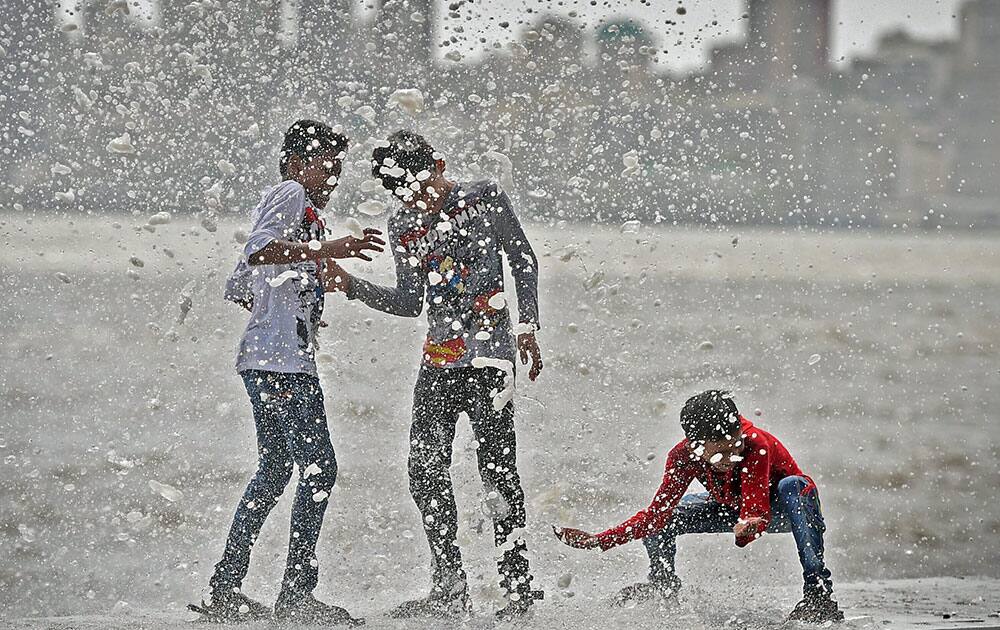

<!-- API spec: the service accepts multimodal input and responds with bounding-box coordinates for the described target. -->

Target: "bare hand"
[320,260,351,293]
[733,517,767,541]
[322,228,385,261]
[553,525,600,550]
[345,227,386,261]
[517,332,543,381]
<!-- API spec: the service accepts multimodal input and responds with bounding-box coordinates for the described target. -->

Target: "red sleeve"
[735,437,773,547]
[595,442,696,551]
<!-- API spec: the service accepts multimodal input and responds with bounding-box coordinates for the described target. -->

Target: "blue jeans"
[643,476,833,593]
[209,370,338,603]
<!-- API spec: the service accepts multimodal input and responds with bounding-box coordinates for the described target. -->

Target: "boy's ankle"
[209,583,240,601]
[803,581,835,599]
[650,573,682,593]
[275,588,309,609]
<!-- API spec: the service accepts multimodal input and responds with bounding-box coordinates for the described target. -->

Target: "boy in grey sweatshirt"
[326,130,543,620]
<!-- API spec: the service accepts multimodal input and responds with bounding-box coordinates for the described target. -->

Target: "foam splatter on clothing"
[596,418,815,550]
[348,180,539,368]
[225,180,326,375]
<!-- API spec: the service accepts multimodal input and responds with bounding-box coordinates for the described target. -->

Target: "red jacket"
[595,418,814,550]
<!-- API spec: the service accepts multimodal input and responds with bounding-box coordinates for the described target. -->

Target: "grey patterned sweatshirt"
[347,180,539,368]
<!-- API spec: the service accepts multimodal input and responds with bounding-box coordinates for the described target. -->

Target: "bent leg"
[211,370,294,595]
[642,493,738,588]
[280,374,338,602]
[409,367,464,593]
[467,367,533,599]
[772,476,833,593]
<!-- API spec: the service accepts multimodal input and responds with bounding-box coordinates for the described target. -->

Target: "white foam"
[387,88,425,114]
[147,212,171,226]
[344,217,364,239]
[480,151,515,193]
[487,292,507,310]
[106,132,136,155]
[267,270,300,287]
[217,160,236,176]
[148,480,183,502]
[357,199,386,216]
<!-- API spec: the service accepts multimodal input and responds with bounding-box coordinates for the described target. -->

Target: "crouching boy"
[555,390,843,623]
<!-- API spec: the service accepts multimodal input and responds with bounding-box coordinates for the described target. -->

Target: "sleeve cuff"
[513,321,539,334]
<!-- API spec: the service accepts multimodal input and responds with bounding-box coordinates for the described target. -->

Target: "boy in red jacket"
[555,390,844,623]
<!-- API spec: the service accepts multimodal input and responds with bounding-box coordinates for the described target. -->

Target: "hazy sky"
[71,0,969,72]
[435,0,968,71]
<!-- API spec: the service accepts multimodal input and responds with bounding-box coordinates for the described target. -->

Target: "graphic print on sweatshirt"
[402,184,509,365]
[349,180,539,369]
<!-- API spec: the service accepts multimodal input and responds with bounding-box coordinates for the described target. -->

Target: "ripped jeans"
[209,370,338,603]
[643,476,833,593]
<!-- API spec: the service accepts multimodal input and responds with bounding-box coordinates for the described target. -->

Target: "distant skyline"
[62,0,968,72]
[438,0,967,71]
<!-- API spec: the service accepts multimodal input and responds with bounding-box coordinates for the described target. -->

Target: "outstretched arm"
[591,444,695,551]
[325,219,425,318]
[241,181,384,266]
[247,230,384,266]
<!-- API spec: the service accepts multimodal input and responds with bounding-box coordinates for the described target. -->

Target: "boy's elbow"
[244,245,270,265]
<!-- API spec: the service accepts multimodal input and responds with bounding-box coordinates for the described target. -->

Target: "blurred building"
[947,0,1000,201]
[2,0,998,229]
[712,0,831,90]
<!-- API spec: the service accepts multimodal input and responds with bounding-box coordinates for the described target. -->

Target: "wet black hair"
[680,390,741,443]
[370,129,437,196]
[279,119,348,178]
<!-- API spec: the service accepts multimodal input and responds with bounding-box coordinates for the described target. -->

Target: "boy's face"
[291,149,343,209]
[395,159,447,210]
[693,436,745,473]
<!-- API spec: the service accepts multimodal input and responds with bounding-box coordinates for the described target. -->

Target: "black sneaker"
[788,588,845,624]
[188,589,272,622]
[389,579,472,619]
[495,589,544,622]
[610,580,680,608]
[274,593,364,626]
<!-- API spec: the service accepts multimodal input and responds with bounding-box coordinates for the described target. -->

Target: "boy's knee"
[254,459,293,500]
[778,475,809,495]
[479,456,519,485]
[300,452,337,492]
[408,454,444,488]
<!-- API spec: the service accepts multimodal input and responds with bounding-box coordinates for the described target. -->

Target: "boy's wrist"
[319,239,345,259]
[513,321,538,335]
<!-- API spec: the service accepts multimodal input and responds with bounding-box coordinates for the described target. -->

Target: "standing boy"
[190,120,384,624]
[325,130,544,620]
[555,390,844,624]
